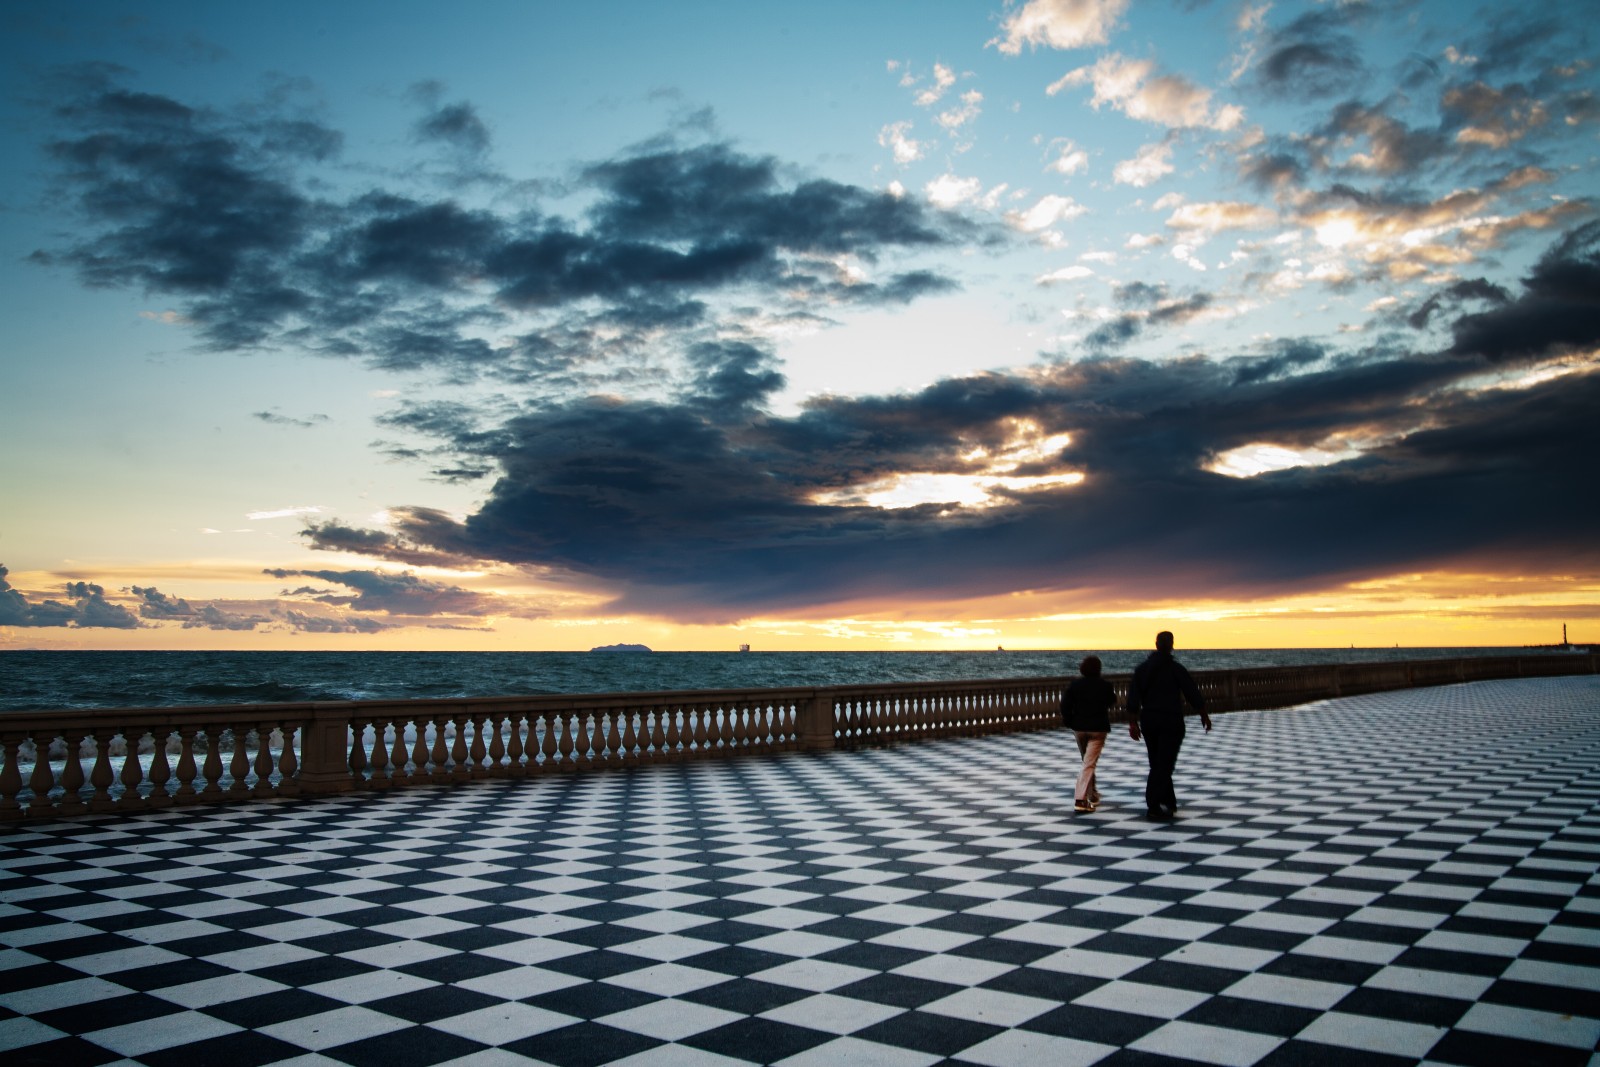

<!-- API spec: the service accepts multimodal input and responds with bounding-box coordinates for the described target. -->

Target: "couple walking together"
[1060,631,1212,819]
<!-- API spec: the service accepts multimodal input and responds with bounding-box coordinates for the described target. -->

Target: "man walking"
[1127,631,1211,820]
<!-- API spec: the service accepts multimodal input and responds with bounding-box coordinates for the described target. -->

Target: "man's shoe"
[1146,808,1172,821]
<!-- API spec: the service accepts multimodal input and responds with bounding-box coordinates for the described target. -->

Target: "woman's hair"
[1079,655,1102,678]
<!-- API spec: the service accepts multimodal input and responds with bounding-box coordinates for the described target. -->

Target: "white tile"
[1455,1002,1600,1049]
[1116,916,1224,941]
[1295,1011,1447,1058]
[152,971,289,1008]
[606,1043,753,1067]
[773,1035,940,1067]
[993,922,1101,948]
[759,992,904,1035]
[1162,942,1279,972]
[599,998,743,1041]
[742,930,855,958]
[602,962,732,997]
[609,934,723,962]
[866,927,978,953]
[0,976,129,1013]
[201,942,321,972]
[751,958,877,992]
[1073,980,1210,1019]
[949,1028,1116,1067]
[304,969,439,1004]
[848,903,951,926]
[428,1002,579,1044]
[1031,948,1149,979]
[342,939,457,969]
[890,954,1013,987]
[86,1011,242,1057]
[1502,957,1600,992]
[1130,1021,1284,1066]
[0,1016,67,1052]
[920,987,1057,1026]
[1415,930,1528,957]
[62,944,186,974]
[1290,935,1405,965]
[1362,966,1494,1001]
[473,936,588,966]
[258,1005,412,1051]
[1223,972,1353,1010]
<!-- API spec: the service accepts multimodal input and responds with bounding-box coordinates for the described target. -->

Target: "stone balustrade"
[2,653,1594,820]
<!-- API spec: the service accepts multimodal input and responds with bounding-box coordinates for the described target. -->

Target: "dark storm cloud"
[261,567,512,617]
[1406,278,1511,329]
[131,585,195,619]
[181,604,272,631]
[279,609,391,634]
[30,70,968,388]
[0,566,140,628]
[1085,283,1214,350]
[296,223,1600,620]
[1446,220,1600,362]
[1256,5,1367,99]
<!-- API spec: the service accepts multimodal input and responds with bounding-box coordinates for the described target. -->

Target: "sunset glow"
[3,1,1596,651]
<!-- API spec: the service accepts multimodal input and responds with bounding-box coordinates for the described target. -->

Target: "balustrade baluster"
[199,728,225,802]
[598,710,617,766]
[89,730,117,810]
[693,705,711,757]
[620,708,639,766]
[120,730,147,808]
[470,715,489,777]
[557,713,576,769]
[253,725,276,798]
[0,735,24,819]
[538,713,558,772]
[57,734,87,816]
[505,713,525,776]
[450,714,470,780]
[29,737,62,815]
[349,720,370,786]
[663,707,682,759]
[430,717,450,782]
[411,720,430,780]
[228,728,252,798]
[489,715,508,776]
[388,720,409,784]
[277,724,300,794]
[146,729,172,806]
[366,721,389,788]
[174,727,199,802]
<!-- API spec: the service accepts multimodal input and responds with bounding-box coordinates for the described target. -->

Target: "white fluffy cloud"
[915,63,957,107]
[1113,141,1174,187]
[1047,139,1089,176]
[925,173,985,208]
[1050,53,1244,131]
[1007,193,1086,232]
[991,0,1130,55]
[878,121,925,164]
[1036,264,1095,284]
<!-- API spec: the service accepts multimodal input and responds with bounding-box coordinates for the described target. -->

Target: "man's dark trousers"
[1141,716,1186,812]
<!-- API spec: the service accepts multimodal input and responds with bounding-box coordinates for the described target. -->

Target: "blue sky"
[3,0,1598,650]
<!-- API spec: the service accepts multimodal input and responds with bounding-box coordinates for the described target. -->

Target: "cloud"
[1006,194,1086,233]
[1037,265,1095,285]
[1051,54,1244,131]
[181,604,272,631]
[1254,5,1368,98]
[132,585,195,619]
[31,70,971,395]
[261,567,523,617]
[991,0,1129,55]
[878,120,924,164]
[254,410,330,428]
[1046,140,1089,176]
[0,566,140,628]
[913,63,956,107]
[291,224,1600,621]
[1113,140,1174,187]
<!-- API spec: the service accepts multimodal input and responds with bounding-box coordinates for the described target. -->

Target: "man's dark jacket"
[1127,650,1206,720]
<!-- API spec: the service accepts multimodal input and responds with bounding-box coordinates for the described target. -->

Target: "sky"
[2,0,1598,652]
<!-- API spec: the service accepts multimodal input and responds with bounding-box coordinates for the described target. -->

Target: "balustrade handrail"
[2,652,1594,819]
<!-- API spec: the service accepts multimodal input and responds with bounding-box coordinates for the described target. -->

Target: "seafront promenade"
[2,675,1597,1066]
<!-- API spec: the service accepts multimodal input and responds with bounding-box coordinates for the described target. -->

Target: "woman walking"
[1061,655,1115,813]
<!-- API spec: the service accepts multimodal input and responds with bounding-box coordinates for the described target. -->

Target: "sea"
[0,646,1577,712]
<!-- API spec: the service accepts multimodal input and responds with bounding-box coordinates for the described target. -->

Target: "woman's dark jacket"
[1061,676,1115,732]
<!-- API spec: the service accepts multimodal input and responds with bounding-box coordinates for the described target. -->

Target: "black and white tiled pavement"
[3,676,1598,1067]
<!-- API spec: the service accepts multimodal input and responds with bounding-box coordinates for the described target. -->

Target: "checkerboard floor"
[3,676,1598,1067]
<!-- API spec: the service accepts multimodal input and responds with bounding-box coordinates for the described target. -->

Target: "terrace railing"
[2,653,1594,820]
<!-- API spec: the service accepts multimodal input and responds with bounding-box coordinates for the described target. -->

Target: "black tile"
[87,958,230,992]
[679,945,793,978]
[367,984,503,1024]
[1179,993,1321,1037]
[1123,959,1243,994]
[1024,1003,1166,1045]
[1425,1028,1592,1067]
[138,1028,306,1067]
[324,1024,488,1067]
[1329,986,1471,1027]
[539,949,660,981]
[683,1016,834,1063]
[813,941,923,972]
[525,981,654,1020]
[22,933,140,962]
[551,923,658,950]
[0,1034,123,1067]
[1481,978,1600,1020]
[398,951,518,984]
[681,976,810,1015]
[1254,1037,1432,1066]
[851,1008,1003,1056]
[1260,953,1379,986]
[1388,946,1511,977]
[833,972,956,1009]
[506,1021,661,1067]
[250,955,369,987]
[950,936,1056,967]
[203,988,346,1028]
[34,992,181,1034]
